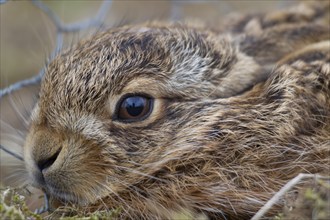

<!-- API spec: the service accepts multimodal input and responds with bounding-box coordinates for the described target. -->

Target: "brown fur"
[24,1,330,219]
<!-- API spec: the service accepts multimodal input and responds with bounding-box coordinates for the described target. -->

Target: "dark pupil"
[123,97,145,117]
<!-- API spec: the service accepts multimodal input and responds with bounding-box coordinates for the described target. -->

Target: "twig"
[251,173,328,220]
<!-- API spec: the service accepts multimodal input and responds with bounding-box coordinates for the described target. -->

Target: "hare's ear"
[168,35,264,99]
[207,48,264,98]
[197,34,267,98]
[239,24,329,67]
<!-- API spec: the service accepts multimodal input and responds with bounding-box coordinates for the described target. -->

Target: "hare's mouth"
[44,180,113,208]
[47,187,89,206]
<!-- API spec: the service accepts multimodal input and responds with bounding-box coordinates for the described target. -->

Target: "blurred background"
[0,0,300,89]
[1,0,300,208]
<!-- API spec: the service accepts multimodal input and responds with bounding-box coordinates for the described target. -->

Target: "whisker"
[0,144,24,161]
[1,133,25,145]
[7,94,29,129]
[1,168,28,186]
[0,120,26,138]
[112,165,168,183]
[94,179,132,213]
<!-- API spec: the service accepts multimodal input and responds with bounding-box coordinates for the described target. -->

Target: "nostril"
[37,150,61,172]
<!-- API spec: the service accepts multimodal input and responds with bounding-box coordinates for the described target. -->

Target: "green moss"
[0,188,120,220]
[303,180,330,220]
[273,179,330,220]
[0,187,37,220]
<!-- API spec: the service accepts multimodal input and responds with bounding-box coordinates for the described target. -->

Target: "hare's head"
[24,23,261,205]
[23,18,330,218]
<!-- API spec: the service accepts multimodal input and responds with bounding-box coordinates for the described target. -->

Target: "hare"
[23,1,329,219]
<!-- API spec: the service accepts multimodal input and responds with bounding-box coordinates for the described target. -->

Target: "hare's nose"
[36,149,61,172]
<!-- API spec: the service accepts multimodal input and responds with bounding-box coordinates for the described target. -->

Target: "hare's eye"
[116,95,153,122]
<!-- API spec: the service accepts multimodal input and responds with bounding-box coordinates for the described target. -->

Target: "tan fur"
[24,1,329,219]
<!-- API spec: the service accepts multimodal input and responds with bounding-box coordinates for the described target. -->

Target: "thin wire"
[0,73,42,98]
[31,0,112,33]
[0,0,112,98]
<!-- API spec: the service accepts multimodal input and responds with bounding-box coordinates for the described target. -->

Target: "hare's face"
[24,24,262,205]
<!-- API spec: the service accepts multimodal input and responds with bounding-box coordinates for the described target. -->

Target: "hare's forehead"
[45,50,171,98]
[44,34,176,95]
